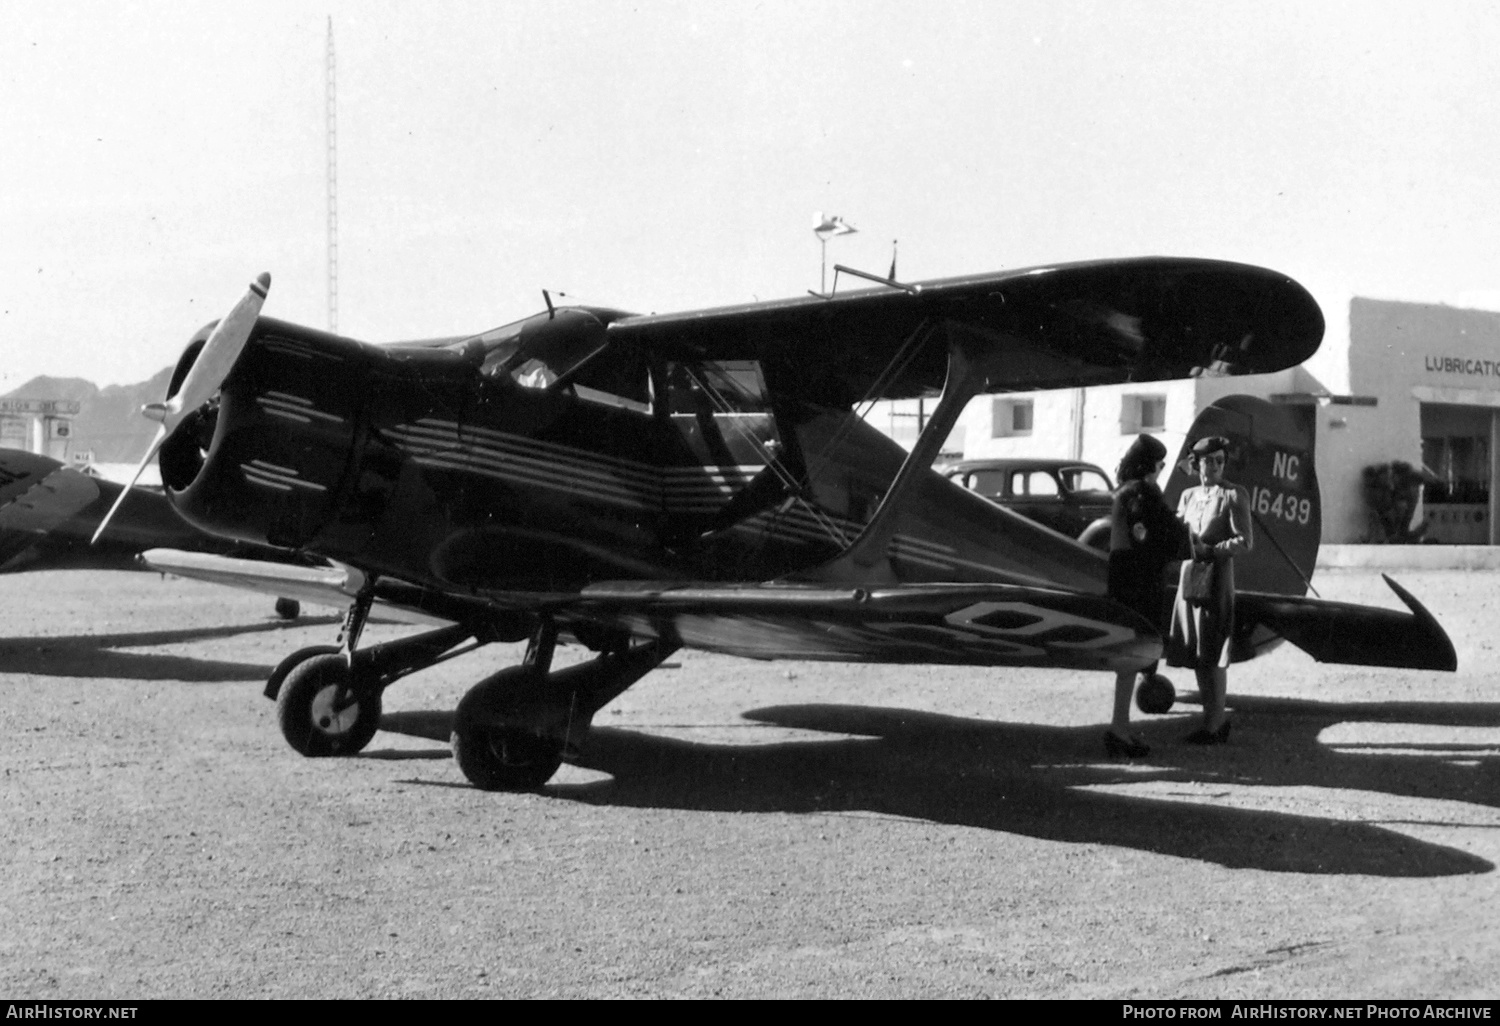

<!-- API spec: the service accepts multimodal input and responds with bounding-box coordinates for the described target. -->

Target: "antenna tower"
[325,17,339,334]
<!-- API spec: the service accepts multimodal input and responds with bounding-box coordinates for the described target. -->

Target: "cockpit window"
[667,360,768,414]
[568,342,652,413]
[445,317,528,373]
[458,311,648,413]
[468,312,606,389]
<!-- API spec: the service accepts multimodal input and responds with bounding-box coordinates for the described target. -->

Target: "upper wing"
[1236,575,1457,671]
[607,257,1324,402]
[557,580,1159,671]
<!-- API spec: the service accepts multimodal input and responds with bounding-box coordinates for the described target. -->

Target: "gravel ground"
[0,567,1496,999]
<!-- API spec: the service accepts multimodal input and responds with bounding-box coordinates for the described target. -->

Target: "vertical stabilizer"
[1163,395,1320,597]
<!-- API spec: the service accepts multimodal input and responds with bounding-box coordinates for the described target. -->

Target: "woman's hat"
[1123,433,1167,465]
[1117,433,1169,482]
[1191,435,1230,458]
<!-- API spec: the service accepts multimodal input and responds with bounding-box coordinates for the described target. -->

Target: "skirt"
[1167,556,1235,669]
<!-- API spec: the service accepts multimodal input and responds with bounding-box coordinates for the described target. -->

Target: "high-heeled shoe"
[1104,731,1151,758]
[1184,721,1231,745]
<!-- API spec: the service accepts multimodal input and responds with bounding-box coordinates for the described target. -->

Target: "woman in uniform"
[1170,435,1253,745]
[1104,434,1188,757]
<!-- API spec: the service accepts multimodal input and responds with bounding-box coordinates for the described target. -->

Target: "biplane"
[0,448,306,619]
[112,258,1454,789]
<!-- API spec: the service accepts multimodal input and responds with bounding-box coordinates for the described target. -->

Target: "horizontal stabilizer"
[1237,574,1456,671]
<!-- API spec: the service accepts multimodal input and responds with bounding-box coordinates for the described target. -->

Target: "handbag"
[1181,558,1216,604]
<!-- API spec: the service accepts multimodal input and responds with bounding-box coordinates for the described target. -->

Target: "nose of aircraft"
[159,309,371,551]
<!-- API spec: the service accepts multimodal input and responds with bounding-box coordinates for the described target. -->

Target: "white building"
[872,297,1500,544]
[0,398,78,462]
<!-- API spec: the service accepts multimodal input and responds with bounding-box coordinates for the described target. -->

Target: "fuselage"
[162,312,1110,601]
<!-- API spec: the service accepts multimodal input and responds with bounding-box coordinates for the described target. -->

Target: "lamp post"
[812,212,857,292]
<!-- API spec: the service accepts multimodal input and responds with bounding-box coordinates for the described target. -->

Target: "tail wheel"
[276,653,382,757]
[1135,672,1176,715]
[451,667,565,791]
[274,597,301,620]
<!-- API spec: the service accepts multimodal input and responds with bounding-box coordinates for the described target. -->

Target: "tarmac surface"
[0,567,1497,999]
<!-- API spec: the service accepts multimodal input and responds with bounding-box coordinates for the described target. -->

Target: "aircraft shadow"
[0,616,340,682]
[546,700,1496,878]
[368,696,1500,877]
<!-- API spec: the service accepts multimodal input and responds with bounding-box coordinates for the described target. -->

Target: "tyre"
[451,667,564,791]
[1135,672,1176,715]
[274,597,301,620]
[264,644,342,701]
[276,653,381,757]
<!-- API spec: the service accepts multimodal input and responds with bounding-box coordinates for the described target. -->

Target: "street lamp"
[812,212,857,293]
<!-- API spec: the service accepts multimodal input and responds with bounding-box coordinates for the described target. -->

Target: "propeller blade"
[90,272,271,546]
[166,271,270,431]
[89,424,166,544]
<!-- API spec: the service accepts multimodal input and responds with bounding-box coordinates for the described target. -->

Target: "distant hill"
[1,369,173,462]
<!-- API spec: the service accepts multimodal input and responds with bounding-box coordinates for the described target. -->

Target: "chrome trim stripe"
[258,392,346,424]
[240,461,328,493]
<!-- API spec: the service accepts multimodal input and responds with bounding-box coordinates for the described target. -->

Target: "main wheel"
[276,653,382,757]
[1135,672,1176,715]
[451,668,565,791]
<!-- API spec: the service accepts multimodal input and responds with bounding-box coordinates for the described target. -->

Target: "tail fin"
[1163,394,1319,597]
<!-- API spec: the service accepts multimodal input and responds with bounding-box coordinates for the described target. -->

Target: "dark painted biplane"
[108,259,1455,789]
[0,448,308,619]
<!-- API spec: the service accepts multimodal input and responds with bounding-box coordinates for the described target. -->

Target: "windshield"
[444,317,528,371]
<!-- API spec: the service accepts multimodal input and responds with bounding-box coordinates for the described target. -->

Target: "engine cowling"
[162,317,366,550]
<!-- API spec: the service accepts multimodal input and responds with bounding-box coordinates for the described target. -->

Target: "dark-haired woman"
[1170,435,1253,745]
[1104,434,1188,758]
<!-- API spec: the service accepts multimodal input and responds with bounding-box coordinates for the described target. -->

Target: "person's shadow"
[375,694,1500,878]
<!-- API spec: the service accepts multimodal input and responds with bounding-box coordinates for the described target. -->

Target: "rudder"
[1163,394,1319,597]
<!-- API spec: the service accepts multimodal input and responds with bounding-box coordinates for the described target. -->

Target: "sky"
[4,0,1500,390]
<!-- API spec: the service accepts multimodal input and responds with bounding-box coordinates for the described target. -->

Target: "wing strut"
[810,320,987,583]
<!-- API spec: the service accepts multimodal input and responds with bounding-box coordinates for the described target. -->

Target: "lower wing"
[144,553,1157,669]
[562,581,1158,670]
[141,548,457,627]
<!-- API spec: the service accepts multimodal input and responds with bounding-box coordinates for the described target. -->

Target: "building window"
[1123,394,1166,434]
[993,398,1033,437]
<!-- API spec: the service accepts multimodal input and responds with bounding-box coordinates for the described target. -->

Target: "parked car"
[941,457,1115,539]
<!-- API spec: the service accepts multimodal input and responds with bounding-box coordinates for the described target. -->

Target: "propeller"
[91,272,271,544]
